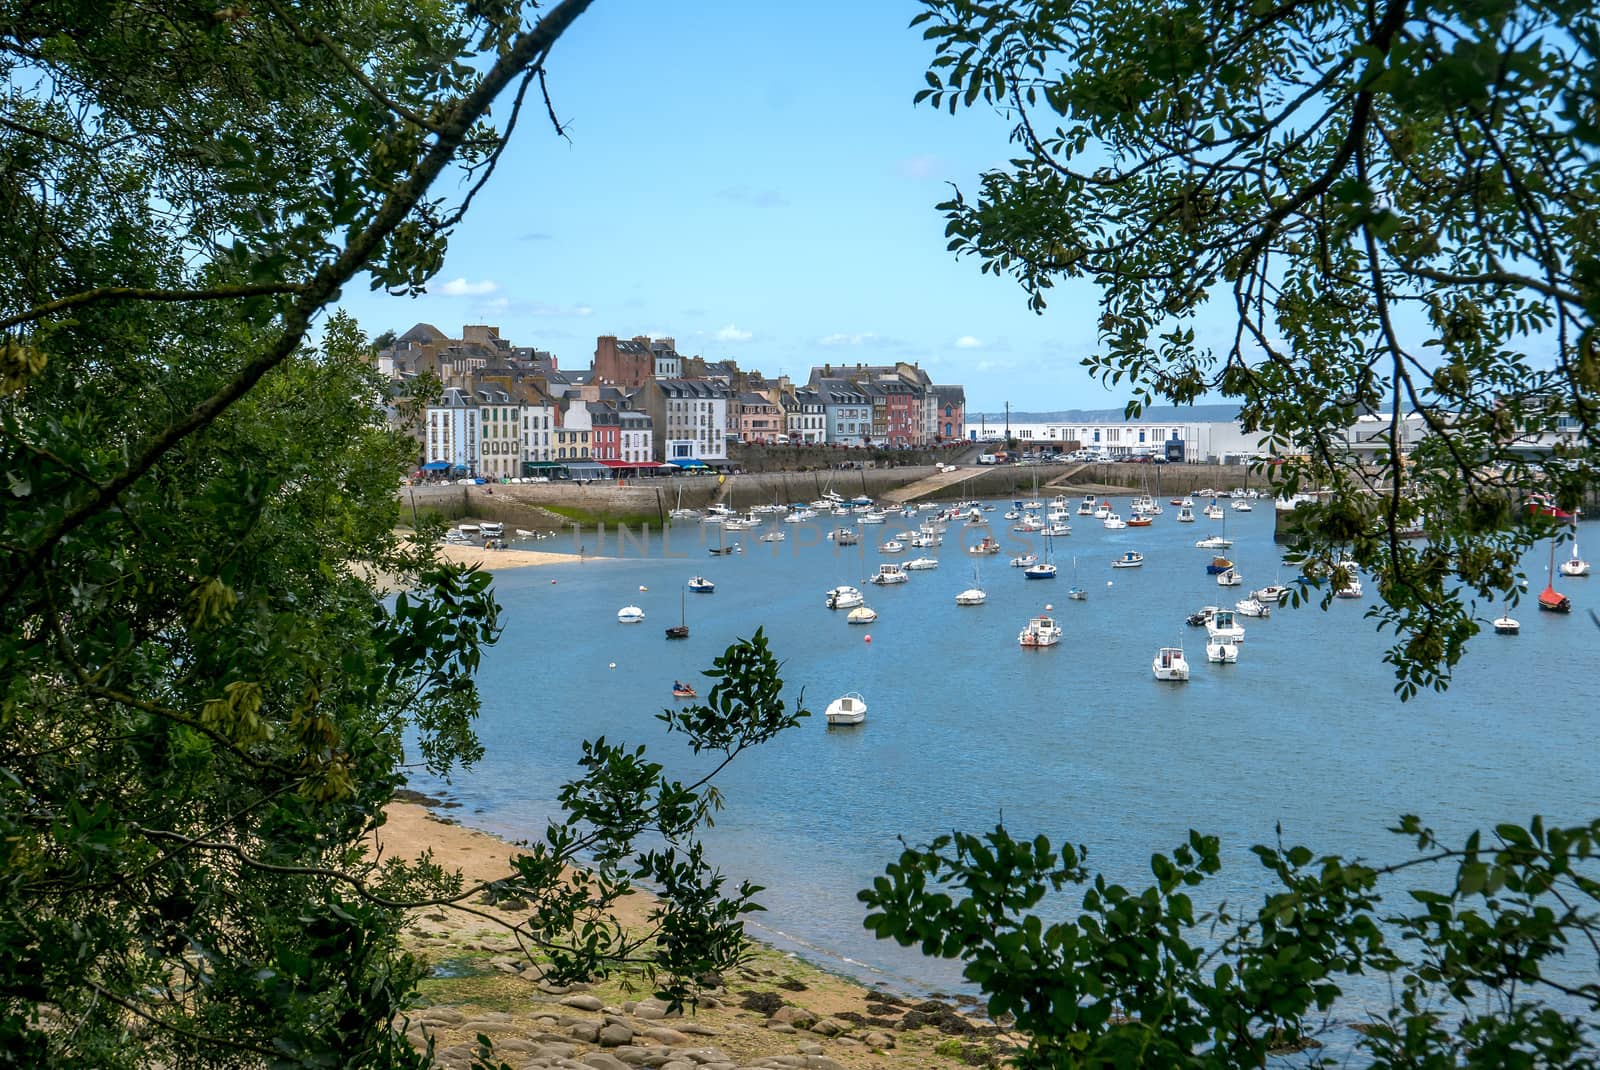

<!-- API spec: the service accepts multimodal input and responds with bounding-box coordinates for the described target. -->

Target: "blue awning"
[668,458,709,468]
[421,461,451,471]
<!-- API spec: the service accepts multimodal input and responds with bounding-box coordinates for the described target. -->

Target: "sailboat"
[1067,556,1086,600]
[955,563,986,605]
[665,590,689,639]
[707,520,737,556]
[1560,531,1591,577]
[1025,533,1058,579]
[1539,538,1572,612]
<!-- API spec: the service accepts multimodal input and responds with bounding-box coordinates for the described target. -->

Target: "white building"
[787,387,826,444]
[520,397,557,465]
[619,410,653,463]
[645,379,731,462]
[424,388,479,475]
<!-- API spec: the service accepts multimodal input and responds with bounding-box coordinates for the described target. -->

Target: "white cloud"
[820,332,879,347]
[529,302,593,317]
[895,154,940,180]
[715,324,753,343]
[439,277,498,297]
[954,335,984,349]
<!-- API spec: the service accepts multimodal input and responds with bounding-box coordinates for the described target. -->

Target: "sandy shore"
[432,542,596,571]
[375,802,1009,1070]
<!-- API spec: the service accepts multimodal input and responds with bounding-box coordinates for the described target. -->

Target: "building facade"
[642,379,732,462]
[737,391,783,442]
[817,378,872,444]
[787,387,826,444]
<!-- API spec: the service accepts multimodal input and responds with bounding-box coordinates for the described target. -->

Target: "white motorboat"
[847,605,878,625]
[1013,515,1044,533]
[1250,584,1288,604]
[860,510,888,524]
[831,528,860,545]
[905,557,939,570]
[1204,503,1225,520]
[910,532,942,547]
[969,535,1002,555]
[616,605,645,624]
[825,692,867,726]
[1216,567,1243,587]
[1093,502,1112,519]
[1493,613,1520,634]
[686,576,715,593]
[955,565,986,605]
[1232,499,1253,512]
[825,585,864,609]
[1176,506,1196,523]
[1112,550,1144,568]
[1152,646,1190,681]
[1206,608,1245,643]
[1018,615,1063,648]
[1076,500,1095,516]
[1003,509,1021,520]
[1206,640,1239,663]
[759,530,785,542]
[1010,554,1038,568]
[1103,512,1127,530]
[1235,597,1271,617]
[515,528,535,538]
[880,539,906,554]
[1560,539,1591,577]
[1334,562,1364,599]
[1195,535,1232,549]
[1186,605,1219,626]
[870,563,909,585]
[1043,522,1072,536]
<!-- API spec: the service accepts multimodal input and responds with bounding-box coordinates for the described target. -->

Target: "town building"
[815,378,872,445]
[737,391,784,443]
[933,386,965,442]
[787,386,826,444]
[641,379,733,462]
[593,335,655,389]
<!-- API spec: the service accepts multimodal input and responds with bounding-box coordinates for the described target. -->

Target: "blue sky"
[337,1,1127,412]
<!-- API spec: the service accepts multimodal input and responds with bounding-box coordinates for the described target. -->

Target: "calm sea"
[408,497,1597,1011]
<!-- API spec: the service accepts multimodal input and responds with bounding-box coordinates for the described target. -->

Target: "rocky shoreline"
[378,804,1012,1070]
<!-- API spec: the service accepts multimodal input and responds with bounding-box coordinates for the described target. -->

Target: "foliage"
[1,1,807,1064]
[911,0,1599,694]
[863,816,1600,1068]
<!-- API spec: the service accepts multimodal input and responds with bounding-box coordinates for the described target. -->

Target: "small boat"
[825,585,864,609]
[1024,560,1057,580]
[687,576,715,593]
[759,530,786,542]
[847,605,878,624]
[1206,640,1239,663]
[666,591,690,640]
[880,539,905,554]
[910,532,942,547]
[1013,515,1044,533]
[1169,498,1185,506]
[1195,535,1232,549]
[1003,509,1021,520]
[1018,615,1063,648]
[904,557,939,570]
[870,563,909,585]
[1539,539,1572,612]
[1216,567,1242,587]
[1231,499,1253,512]
[1493,613,1520,634]
[1093,501,1111,519]
[1335,573,1364,599]
[825,692,867,726]
[1152,645,1190,681]
[617,605,645,623]
[1126,515,1152,527]
[1112,550,1144,568]
[707,542,737,556]
[1067,557,1086,600]
[1010,554,1038,568]
[1186,605,1219,627]
[1206,608,1245,642]
[1234,597,1271,617]
[1176,506,1196,523]
[1102,512,1127,530]
[672,684,697,699]
[1527,493,1576,520]
[515,528,535,538]
[955,565,986,605]
[1205,556,1233,575]
[860,510,888,524]
[1250,584,1288,605]
[1560,538,1590,577]
[968,535,1002,555]
[832,528,860,545]
[1076,501,1095,516]
[1204,503,1225,520]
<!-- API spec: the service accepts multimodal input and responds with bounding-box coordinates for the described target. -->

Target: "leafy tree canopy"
[912,0,1600,694]
[2,2,806,1065]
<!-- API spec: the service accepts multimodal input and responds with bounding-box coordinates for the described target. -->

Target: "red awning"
[598,459,667,469]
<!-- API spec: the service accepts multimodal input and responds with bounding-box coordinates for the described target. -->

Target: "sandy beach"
[432,542,595,571]
[375,802,1009,1070]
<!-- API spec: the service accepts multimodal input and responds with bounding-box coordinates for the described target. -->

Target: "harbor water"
[409,497,1598,1008]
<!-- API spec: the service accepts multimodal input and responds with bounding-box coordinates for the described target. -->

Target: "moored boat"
[825,692,867,726]
[1152,645,1190,681]
[1112,550,1144,568]
[1018,615,1063,648]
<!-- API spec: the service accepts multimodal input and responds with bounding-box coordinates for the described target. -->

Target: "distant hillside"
[967,404,1241,424]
